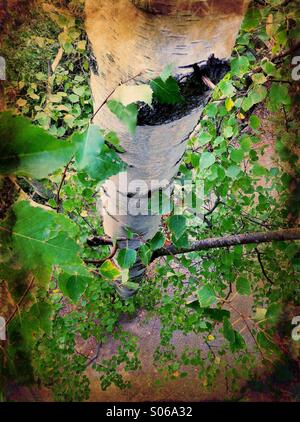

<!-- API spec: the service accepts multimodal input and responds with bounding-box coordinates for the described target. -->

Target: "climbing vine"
[0,0,299,401]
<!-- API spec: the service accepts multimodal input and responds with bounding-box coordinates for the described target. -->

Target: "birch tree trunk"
[85,0,249,297]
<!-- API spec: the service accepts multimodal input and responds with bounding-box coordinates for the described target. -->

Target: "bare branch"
[152,228,300,259]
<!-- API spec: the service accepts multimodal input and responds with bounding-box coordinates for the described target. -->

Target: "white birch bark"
[85,0,249,296]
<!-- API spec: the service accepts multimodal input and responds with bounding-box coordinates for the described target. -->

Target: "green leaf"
[236,276,251,295]
[0,112,76,178]
[242,85,267,112]
[111,84,153,106]
[160,64,174,82]
[58,273,90,302]
[231,149,244,163]
[231,56,250,77]
[29,302,53,334]
[107,100,138,134]
[268,83,291,112]
[9,201,83,285]
[201,307,230,322]
[139,244,152,266]
[239,135,252,152]
[226,165,241,179]
[150,231,165,251]
[218,80,236,97]
[99,260,121,280]
[198,132,212,146]
[20,302,53,345]
[58,264,92,302]
[150,76,183,105]
[223,318,235,343]
[73,124,125,181]
[168,215,186,240]
[249,115,260,130]
[197,285,217,307]
[75,124,104,169]
[242,8,261,31]
[252,163,267,176]
[200,152,215,170]
[117,248,137,269]
[256,332,279,355]
[251,73,267,85]
[266,302,282,323]
[205,103,218,117]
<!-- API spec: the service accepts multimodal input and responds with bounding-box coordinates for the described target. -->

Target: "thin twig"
[56,156,74,212]
[91,71,144,123]
[84,244,118,266]
[6,276,34,325]
[255,247,274,285]
[86,342,102,367]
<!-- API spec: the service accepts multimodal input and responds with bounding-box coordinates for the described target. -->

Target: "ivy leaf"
[236,276,251,295]
[107,100,138,134]
[168,215,186,240]
[197,285,217,307]
[117,248,137,269]
[150,76,183,105]
[0,112,76,178]
[111,84,153,106]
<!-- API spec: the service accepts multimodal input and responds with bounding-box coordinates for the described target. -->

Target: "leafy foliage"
[0,0,299,402]
[0,113,76,178]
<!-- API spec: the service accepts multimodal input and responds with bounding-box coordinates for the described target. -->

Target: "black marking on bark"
[103,206,120,223]
[137,55,229,126]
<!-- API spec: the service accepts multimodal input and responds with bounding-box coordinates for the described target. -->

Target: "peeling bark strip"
[131,0,248,17]
[85,0,249,296]
[152,228,300,259]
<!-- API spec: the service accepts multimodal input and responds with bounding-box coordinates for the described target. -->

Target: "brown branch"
[272,41,300,63]
[84,244,118,266]
[254,247,274,285]
[6,276,34,326]
[87,236,128,247]
[86,342,102,367]
[91,71,144,123]
[152,228,300,259]
[56,156,73,211]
